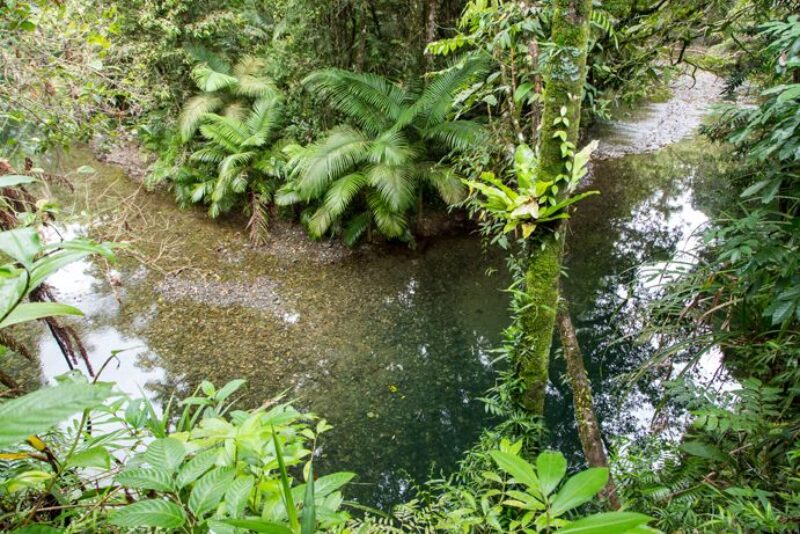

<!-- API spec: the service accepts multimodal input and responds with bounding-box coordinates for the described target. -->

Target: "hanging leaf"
[110,499,186,529]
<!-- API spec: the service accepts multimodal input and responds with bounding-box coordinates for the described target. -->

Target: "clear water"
[20,73,728,506]
[33,151,511,507]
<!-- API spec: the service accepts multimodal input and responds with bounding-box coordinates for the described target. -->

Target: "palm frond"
[321,173,367,219]
[185,45,231,74]
[191,64,240,93]
[368,192,407,238]
[303,69,410,135]
[367,163,415,212]
[217,151,256,183]
[199,114,249,150]
[343,212,371,247]
[275,182,302,206]
[178,94,223,142]
[294,126,370,200]
[233,56,266,77]
[426,165,467,205]
[189,146,227,164]
[367,130,418,166]
[243,96,284,147]
[415,58,486,128]
[422,120,484,152]
[246,192,270,245]
[223,101,248,122]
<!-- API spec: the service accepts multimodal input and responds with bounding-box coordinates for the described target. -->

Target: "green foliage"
[465,141,598,243]
[0,378,353,533]
[278,64,485,244]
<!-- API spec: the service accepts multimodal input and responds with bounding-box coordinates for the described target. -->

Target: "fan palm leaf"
[189,146,227,164]
[343,212,372,247]
[415,58,485,129]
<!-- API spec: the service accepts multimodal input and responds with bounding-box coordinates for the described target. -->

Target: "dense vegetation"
[1,0,799,532]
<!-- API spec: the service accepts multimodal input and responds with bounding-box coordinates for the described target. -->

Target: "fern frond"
[179,94,223,142]
[367,163,415,211]
[294,126,370,200]
[303,69,410,135]
[422,120,484,152]
[368,192,407,238]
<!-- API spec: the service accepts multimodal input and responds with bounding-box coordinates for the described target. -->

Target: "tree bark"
[424,0,438,71]
[518,0,593,415]
[557,296,620,509]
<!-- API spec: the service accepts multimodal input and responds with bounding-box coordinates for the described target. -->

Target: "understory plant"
[148,54,288,244]
[0,376,353,533]
[277,64,485,245]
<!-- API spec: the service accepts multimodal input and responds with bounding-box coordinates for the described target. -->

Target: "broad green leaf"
[189,466,235,518]
[143,437,186,473]
[176,448,218,488]
[556,512,652,533]
[0,302,84,328]
[221,518,293,533]
[9,524,64,533]
[550,468,609,516]
[216,379,247,402]
[0,175,39,188]
[314,472,355,497]
[225,475,255,518]
[116,467,175,492]
[0,227,41,268]
[66,446,111,469]
[489,450,540,493]
[680,440,727,462]
[0,382,112,448]
[110,499,186,529]
[536,450,567,497]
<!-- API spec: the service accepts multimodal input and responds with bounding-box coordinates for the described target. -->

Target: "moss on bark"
[518,0,592,415]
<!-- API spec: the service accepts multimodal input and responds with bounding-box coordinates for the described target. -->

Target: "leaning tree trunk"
[557,295,620,509]
[518,0,593,414]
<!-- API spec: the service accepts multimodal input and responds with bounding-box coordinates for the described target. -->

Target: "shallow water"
[25,71,727,506]
[35,153,511,507]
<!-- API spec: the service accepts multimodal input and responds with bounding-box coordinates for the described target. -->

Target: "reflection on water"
[546,139,731,462]
[32,149,510,507]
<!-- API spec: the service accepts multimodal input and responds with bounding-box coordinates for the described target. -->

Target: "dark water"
[546,138,728,461]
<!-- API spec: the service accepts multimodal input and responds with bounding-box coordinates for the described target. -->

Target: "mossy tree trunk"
[518,0,592,414]
[557,294,621,509]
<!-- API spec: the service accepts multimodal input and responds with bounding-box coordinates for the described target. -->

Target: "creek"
[28,72,726,507]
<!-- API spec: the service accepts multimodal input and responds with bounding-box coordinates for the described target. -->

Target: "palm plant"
[277,64,484,245]
[175,92,288,244]
[178,53,280,143]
